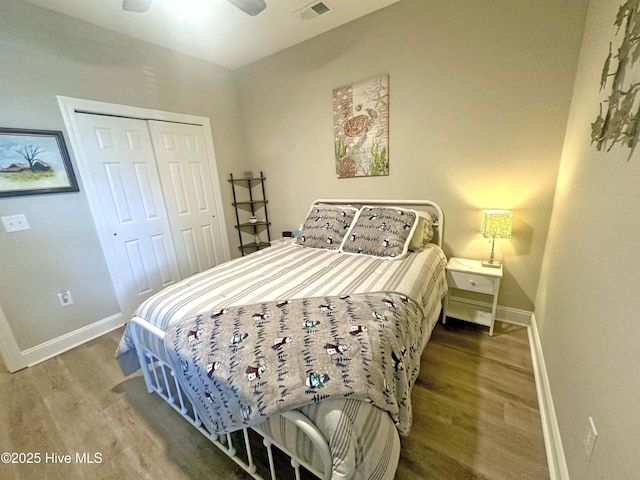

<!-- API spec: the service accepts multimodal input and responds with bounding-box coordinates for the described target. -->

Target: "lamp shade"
[480,210,512,239]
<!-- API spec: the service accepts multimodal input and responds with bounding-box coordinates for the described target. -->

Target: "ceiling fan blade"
[226,0,267,16]
[122,0,154,13]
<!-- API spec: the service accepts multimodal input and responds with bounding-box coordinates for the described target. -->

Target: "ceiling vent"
[298,2,332,20]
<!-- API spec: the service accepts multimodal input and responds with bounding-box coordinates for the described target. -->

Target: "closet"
[73,111,229,315]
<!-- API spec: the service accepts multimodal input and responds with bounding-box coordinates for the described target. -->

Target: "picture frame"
[333,74,389,178]
[0,127,79,197]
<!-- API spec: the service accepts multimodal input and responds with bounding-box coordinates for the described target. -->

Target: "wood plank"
[0,320,549,480]
[399,319,549,480]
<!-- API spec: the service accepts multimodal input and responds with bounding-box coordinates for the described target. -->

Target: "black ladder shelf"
[229,171,272,256]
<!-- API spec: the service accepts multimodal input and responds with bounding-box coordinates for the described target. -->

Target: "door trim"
[0,303,26,372]
[57,96,231,315]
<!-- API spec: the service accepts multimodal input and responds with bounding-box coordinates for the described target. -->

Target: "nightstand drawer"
[447,270,496,294]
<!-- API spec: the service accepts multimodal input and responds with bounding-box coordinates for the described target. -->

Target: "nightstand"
[442,257,502,336]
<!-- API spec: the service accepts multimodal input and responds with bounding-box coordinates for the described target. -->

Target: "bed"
[116,199,448,480]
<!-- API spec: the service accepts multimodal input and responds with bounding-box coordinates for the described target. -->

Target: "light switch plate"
[1,214,30,233]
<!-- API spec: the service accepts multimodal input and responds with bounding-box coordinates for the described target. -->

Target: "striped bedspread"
[259,397,402,480]
[115,240,447,479]
[116,240,448,375]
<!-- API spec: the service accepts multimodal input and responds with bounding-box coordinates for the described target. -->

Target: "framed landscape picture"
[0,128,79,197]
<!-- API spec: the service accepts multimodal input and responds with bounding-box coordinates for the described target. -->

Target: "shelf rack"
[229,171,272,256]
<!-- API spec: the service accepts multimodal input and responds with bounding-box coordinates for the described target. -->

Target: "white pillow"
[408,211,434,251]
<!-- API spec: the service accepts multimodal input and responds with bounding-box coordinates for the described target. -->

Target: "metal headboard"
[312,198,445,248]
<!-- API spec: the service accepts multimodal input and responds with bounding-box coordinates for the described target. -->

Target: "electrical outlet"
[58,290,74,307]
[583,416,598,460]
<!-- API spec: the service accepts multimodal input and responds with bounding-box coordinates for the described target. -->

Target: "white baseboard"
[528,313,570,480]
[446,298,568,478]
[21,313,125,367]
[497,304,532,326]
[447,295,532,326]
[0,304,27,372]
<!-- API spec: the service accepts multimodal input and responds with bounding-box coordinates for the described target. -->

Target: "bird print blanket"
[165,291,426,437]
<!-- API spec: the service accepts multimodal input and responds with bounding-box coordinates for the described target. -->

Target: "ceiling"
[22,0,402,70]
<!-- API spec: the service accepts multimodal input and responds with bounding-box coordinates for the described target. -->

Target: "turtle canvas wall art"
[333,75,389,178]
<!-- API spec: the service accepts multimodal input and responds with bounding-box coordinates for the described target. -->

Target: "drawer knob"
[469,279,476,286]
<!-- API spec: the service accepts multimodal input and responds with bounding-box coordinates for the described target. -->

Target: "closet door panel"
[76,113,181,313]
[149,121,225,277]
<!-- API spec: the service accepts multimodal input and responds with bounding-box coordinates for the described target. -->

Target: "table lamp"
[480,209,512,268]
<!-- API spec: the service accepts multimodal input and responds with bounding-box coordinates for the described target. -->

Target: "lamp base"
[482,259,502,268]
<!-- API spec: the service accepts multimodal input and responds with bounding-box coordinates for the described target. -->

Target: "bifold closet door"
[75,113,181,313]
[75,113,227,314]
[148,121,225,278]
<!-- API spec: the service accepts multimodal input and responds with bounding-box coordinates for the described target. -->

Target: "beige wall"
[235,0,588,312]
[0,0,246,350]
[3,0,633,477]
[535,0,640,477]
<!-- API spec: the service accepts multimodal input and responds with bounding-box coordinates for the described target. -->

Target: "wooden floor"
[0,319,549,480]
[398,320,549,480]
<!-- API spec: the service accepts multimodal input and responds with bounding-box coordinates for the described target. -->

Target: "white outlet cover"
[57,291,74,307]
[1,214,30,233]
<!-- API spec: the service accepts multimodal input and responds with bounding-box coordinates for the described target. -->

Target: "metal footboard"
[129,317,332,480]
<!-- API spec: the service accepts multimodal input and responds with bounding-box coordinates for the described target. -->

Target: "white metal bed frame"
[128,199,444,480]
[131,318,332,479]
